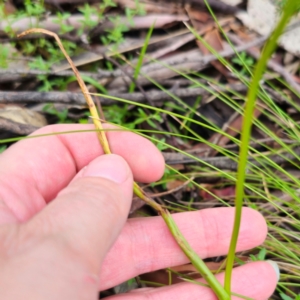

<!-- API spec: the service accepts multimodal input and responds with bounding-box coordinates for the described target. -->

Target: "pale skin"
[0,124,278,299]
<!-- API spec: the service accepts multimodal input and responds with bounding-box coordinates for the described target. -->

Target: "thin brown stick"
[18,28,111,154]
[0,117,39,135]
[149,176,195,198]
[0,84,289,105]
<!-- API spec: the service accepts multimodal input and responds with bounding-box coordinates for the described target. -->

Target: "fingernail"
[266,260,280,282]
[82,154,130,184]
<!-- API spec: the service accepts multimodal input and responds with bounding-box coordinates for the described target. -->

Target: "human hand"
[0,124,278,299]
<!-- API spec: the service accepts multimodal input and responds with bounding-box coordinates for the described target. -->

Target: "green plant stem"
[225,0,299,294]
[133,183,231,300]
[18,28,230,299]
[129,22,154,93]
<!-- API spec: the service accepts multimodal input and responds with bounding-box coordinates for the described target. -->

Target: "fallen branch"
[0,117,39,135]
[163,144,300,169]
[0,14,188,35]
[0,82,289,107]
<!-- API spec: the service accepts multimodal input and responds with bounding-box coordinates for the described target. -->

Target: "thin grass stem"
[224,0,299,294]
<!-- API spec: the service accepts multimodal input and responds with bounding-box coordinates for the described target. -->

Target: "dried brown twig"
[0,117,39,135]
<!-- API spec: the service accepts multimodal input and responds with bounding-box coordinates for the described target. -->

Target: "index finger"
[0,124,164,221]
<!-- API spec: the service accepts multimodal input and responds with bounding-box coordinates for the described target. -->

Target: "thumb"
[28,154,133,272]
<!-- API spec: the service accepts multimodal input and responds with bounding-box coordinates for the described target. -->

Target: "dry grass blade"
[17,28,111,154]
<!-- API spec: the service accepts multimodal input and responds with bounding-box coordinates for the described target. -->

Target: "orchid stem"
[18,28,230,300]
